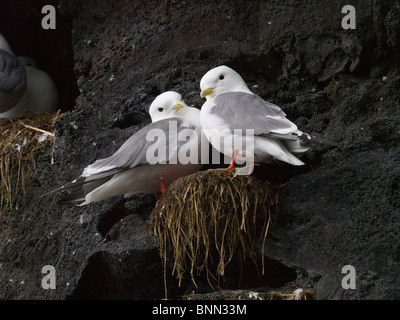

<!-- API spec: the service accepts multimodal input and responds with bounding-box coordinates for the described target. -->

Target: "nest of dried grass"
[0,111,59,215]
[147,169,280,296]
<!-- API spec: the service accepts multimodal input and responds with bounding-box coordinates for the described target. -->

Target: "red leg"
[160,177,166,193]
[247,162,254,175]
[155,177,167,201]
[209,151,236,171]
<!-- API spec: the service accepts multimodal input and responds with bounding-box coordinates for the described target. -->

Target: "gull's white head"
[149,91,190,122]
[200,65,250,100]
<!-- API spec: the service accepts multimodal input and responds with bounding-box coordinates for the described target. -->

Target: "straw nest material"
[0,111,59,215]
[147,169,280,294]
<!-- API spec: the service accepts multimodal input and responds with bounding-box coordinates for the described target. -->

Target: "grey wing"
[0,49,27,111]
[212,92,297,136]
[42,118,194,198]
[82,118,191,177]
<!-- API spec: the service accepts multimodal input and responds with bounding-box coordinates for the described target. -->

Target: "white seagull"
[0,32,58,118]
[0,33,26,113]
[44,91,207,205]
[200,65,338,172]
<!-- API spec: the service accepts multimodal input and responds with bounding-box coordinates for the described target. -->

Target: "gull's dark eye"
[219,74,224,80]
[158,108,164,112]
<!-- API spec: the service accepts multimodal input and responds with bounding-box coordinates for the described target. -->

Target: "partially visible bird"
[0,32,26,113]
[43,91,207,205]
[0,32,58,118]
[0,56,58,118]
[199,65,338,172]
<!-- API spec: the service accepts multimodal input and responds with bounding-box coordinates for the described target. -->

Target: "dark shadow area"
[221,255,297,290]
[112,111,149,129]
[97,194,156,238]
[66,249,297,300]
[168,255,297,299]
[96,200,130,238]
[228,51,284,83]
[66,250,168,300]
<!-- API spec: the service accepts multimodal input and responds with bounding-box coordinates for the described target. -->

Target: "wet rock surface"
[0,0,399,299]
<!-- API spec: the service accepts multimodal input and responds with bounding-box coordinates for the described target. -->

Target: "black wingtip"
[40,176,86,200]
[55,188,86,204]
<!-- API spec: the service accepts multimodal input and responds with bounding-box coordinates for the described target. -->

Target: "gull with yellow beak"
[44,91,206,205]
[200,65,338,172]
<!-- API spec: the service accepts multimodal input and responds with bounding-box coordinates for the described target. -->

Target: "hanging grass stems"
[148,169,280,298]
[0,111,59,215]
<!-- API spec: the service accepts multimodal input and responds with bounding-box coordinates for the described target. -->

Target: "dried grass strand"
[0,111,59,215]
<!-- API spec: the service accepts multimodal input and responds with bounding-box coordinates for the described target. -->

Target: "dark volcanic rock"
[0,0,399,299]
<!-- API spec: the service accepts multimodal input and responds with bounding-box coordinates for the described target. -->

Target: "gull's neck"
[181,107,201,128]
[206,83,253,101]
[230,83,253,95]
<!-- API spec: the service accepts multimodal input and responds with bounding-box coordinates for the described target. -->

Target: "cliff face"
[0,0,399,299]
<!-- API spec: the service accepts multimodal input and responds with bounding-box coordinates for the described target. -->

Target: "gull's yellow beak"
[172,101,185,111]
[200,88,214,98]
